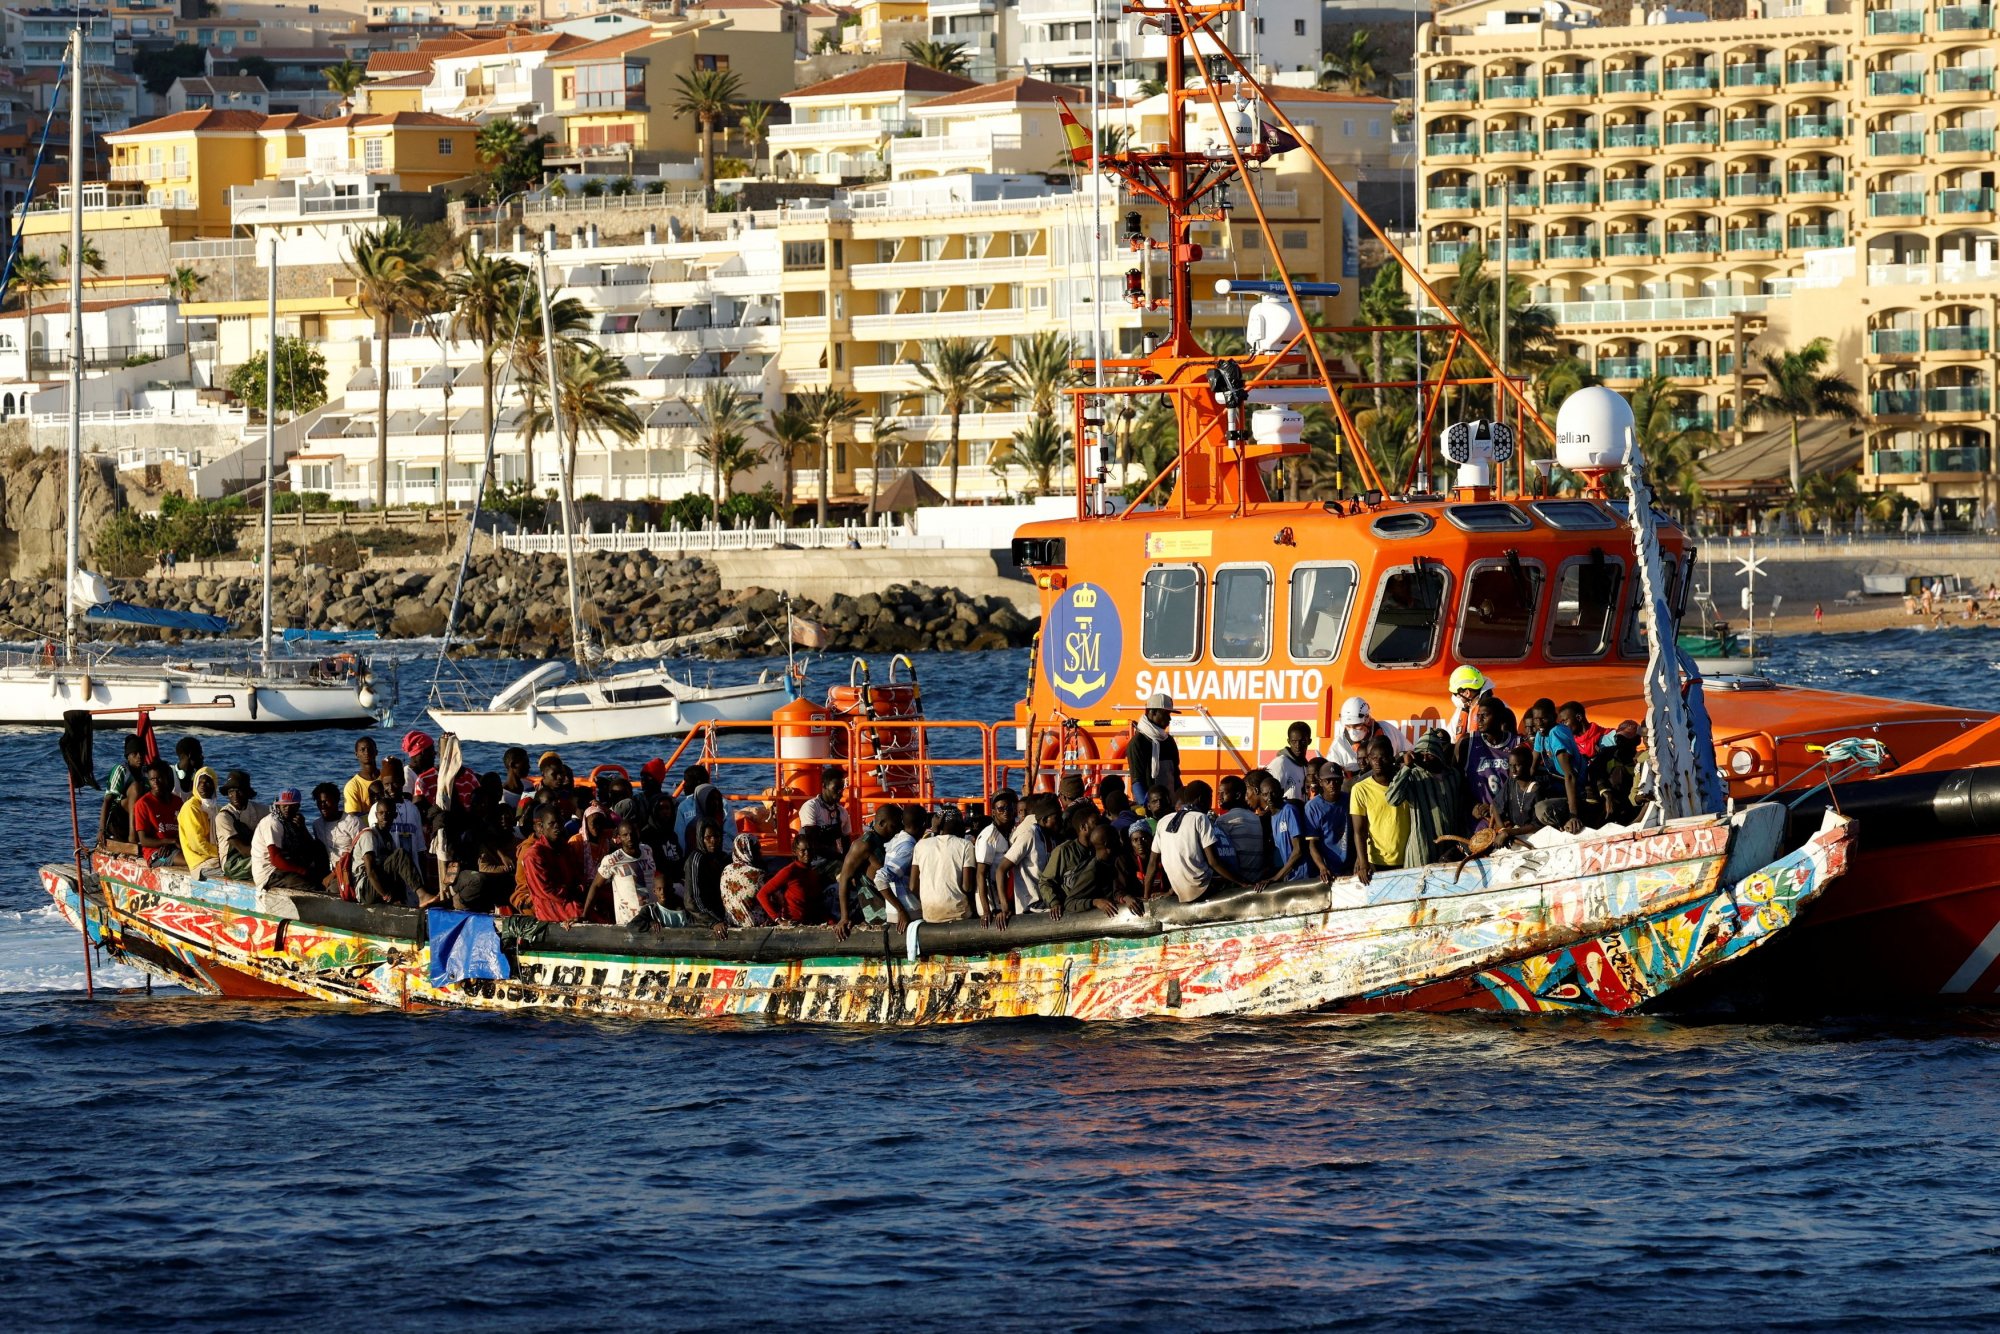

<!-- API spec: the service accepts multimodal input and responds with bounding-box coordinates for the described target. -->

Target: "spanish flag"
[1056,96,1093,164]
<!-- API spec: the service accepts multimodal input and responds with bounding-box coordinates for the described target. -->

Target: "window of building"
[437,138,453,155]
[832,293,844,321]
[1362,565,1450,667]
[1294,18,1306,34]
[968,284,992,308]
[1027,285,1048,311]
[831,239,842,269]
[1242,230,1261,249]
[1287,563,1356,661]
[921,235,947,261]
[1211,565,1272,662]
[1281,230,1308,249]
[1254,17,1264,32]
[695,54,729,71]
[783,240,825,269]
[879,290,901,314]
[363,138,385,169]
[920,287,947,312]
[877,239,897,262]
[1142,566,1204,662]
[1546,555,1624,660]
[1456,558,1543,660]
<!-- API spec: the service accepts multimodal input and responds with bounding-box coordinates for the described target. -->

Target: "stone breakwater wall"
[0,552,1040,659]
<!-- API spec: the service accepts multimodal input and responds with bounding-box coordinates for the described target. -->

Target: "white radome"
[1554,385,1635,475]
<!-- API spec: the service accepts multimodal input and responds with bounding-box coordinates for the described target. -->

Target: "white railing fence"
[498,520,947,555]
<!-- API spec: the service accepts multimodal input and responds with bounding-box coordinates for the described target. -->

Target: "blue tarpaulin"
[84,602,230,634]
[427,909,512,987]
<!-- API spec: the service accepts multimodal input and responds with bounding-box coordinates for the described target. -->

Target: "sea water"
[3,634,1999,1330]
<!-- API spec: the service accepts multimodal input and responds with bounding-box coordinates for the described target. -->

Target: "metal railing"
[1871,328,1920,355]
[498,520,945,555]
[1929,325,1991,352]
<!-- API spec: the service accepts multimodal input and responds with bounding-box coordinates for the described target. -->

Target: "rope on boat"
[1810,738,1889,768]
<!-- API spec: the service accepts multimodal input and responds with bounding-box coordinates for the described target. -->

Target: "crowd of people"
[92,667,1651,936]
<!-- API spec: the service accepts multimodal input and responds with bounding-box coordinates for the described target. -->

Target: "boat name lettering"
[1134,668,1326,704]
[1578,826,1724,874]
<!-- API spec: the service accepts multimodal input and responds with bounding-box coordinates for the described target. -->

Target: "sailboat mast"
[534,247,588,672]
[260,232,276,661]
[62,24,82,661]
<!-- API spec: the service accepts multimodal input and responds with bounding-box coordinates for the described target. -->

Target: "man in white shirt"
[796,767,851,846]
[996,792,1063,923]
[972,790,1019,920]
[910,809,977,923]
[1147,780,1244,904]
[250,790,317,892]
[589,819,664,926]
[1269,721,1316,802]
[1326,696,1406,776]
[351,799,425,906]
[309,783,363,871]
[876,805,921,923]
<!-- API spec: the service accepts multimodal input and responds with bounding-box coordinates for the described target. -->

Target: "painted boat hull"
[429,676,790,745]
[43,807,1851,1023]
[0,663,374,730]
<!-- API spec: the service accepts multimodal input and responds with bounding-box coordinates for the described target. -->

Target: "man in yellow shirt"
[1349,734,1412,884]
[343,736,381,815]
[178,766,223,875]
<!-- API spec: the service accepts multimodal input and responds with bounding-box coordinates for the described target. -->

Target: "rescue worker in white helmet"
[1327,696,1405,777]
[1444,665,1494,743]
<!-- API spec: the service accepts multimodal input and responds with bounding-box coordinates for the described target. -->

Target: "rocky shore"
[0,552,1039,659]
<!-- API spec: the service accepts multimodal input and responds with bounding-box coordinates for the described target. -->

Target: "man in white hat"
[1326,696,1406,777]
[1127,692,1182,801]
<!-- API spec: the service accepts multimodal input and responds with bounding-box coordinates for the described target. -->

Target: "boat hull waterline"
[428,678,792,744]
[44,808,1851,1023]
[0,665,374,730]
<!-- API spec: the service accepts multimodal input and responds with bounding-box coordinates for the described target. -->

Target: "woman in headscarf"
[681,818,728,922]
[719,832,767,926]
[178,766,223,876]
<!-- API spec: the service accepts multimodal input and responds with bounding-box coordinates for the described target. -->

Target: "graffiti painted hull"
[43,808,1850,1024]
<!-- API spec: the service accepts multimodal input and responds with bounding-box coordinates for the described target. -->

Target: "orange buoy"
[774,694,833,800]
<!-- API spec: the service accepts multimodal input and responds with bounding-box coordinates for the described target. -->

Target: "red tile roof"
[104,109,283,137]
[555,29,666,62]
[787,62,979,101]
[917,76,1085,109]
[440,31,590,60]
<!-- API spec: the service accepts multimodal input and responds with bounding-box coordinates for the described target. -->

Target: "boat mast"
[533,247,588,672]
[260,232,276,663]
[62,24,82,662]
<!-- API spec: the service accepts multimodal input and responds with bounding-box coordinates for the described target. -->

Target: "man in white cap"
[1127,692,1182,801]
[1326,696,1406,777]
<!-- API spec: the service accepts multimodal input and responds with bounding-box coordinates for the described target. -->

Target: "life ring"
[1036,724,1099,789]
[586,763,630,793]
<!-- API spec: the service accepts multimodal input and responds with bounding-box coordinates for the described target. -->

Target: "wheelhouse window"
[1363,565,1450,667]
[1288,563,1357,661]
[1141,566,1203,662]
[1456,556,1544,661]
[1621,555,1681,657]
[1211,565,1271,662]
[1546,554,1624,660]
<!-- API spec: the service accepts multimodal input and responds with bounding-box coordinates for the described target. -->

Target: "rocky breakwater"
[0,550,1039,658]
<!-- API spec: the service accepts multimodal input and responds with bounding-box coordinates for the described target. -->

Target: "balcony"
[1597,357,1651,380]
[1936,4,1993,30]
[1865,9,1924,35]
[1604,70,1656,95]
[1938,127,1996,155]
[1666,230,1721,254]
[1869,70,1925,97]
[1940,186,1997,214]
[1937,66,1996,94]
[1929,325,1990,351]
[1787,116,1844,141]
[1606,178,1658,202]
[1606,233,1657,257]
[1426,78,1477,103]
[1427,186,1479,210]
[1869,130,1925,156]
[1670,411,1715,432]
[1788,226,1845,249]
[1869,190,1926,217]
[1665,175,1720,199]
[1426,134,1478,158]
[1665,121,1719,146]
[1872,388,1921,414]
[1871,328,1921,354]
[1539,293,1769,323]
[1545,73,1596,98]
[1495,183,1539,207]
[1546,181,1597,206]
[1726,172,1782,198]
[1787,60,1843,84]
[1929,386,1992,413]
[1723,119,1780,143]
[1484,131,1538,154]
[1485,76,1537,100]
[1723,64,1780,88]
[1546,235,1598,260]
[1545,128,1597,152]
[1485,239,1540,262]
[1604,124,1659,149]
[1726,228,1782,252]
[108,162,176,183]
[1788,171,1844,195]
[1871,448,1925,474]
[1928,446,1985,473]
[890,132,1023,171]
[1659,356,1712,378]
[1665,67,1717,91]
[1428,240,1471,265]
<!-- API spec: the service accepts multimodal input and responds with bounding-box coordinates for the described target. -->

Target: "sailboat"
[425,247,793,745]
[0,26,377,730]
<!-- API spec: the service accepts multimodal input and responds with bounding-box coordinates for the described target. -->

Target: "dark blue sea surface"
[4,632,2000,1330]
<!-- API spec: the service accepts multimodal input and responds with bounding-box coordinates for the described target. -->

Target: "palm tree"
[902,39,971,74]
[476,118,524,174]
[1630,371,1716,519]
[8,253,53,373]
[1349,262,1413,413]
[737,101,770,174]
[1743,336,1861,494]
[324,58,365,113]
[863,414,907,521]
[499,280,590,495]
[799,385,863,524]
[1000,414,1071,495]
[447,246,528,482]
[670,67,743,193]
[1051,124,1129,172]
[687,381,761,509]
[912,336,1009,503]
[58,240,103,276]
[1006,331,1074,418]
[763,404,816,520]
[523,337,643,494]
[1320,31,1379,92]
[167,265,204,369]
[1441,247,1557,412]
[346,221,441,507]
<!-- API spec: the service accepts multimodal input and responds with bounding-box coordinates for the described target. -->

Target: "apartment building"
[774,62,979,181]
[1018,0,1322,90]
[1417,0,2000,518]
[926,0,1022,83]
